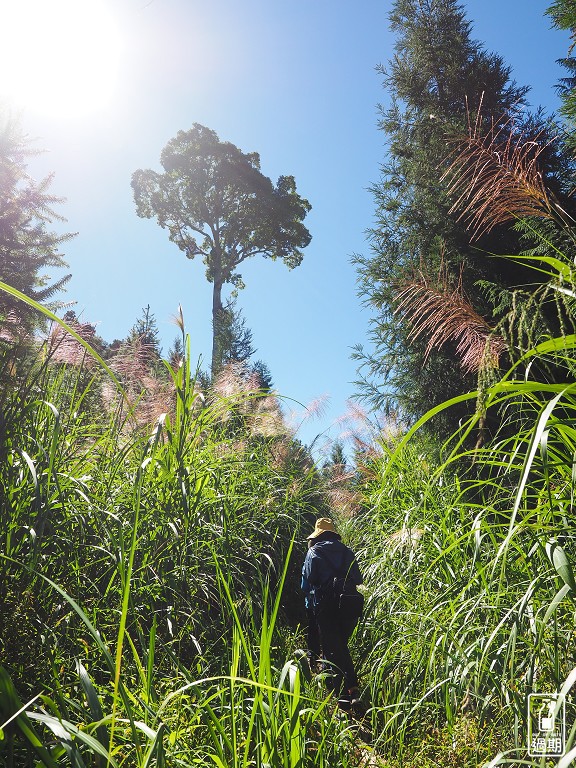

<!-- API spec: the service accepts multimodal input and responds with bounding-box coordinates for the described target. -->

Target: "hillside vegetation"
[3,220,576,765]
[3,1,576,764]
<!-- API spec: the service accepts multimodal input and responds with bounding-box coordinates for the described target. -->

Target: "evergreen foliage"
[216,297,256,368]
[548,0,576,142]
[0,116,72,331]
[354,0,570,430]
[127,304,162,355]
[121,303,163,374]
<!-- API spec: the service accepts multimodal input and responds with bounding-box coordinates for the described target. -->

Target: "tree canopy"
[132,124,311,374]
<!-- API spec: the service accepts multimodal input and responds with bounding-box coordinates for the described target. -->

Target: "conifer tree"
[126,305,162,359]
[114,304,164,378]
[0,116,71,331]
[216,298,255,368]
[353,0,556,427]
[548,0,576,134]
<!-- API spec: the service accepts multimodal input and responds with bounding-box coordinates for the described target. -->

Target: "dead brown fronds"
[395,268,507,374]
[442,103,560,240]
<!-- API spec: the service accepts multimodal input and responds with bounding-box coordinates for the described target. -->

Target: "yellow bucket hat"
[307,517,338,540]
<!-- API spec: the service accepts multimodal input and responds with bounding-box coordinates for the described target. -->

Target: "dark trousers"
[315,605,359,695]
[306,606,321,665]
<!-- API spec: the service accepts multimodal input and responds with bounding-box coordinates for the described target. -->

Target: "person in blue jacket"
[301,517,363,708]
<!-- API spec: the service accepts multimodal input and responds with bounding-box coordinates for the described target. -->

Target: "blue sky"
[5,0,571,457]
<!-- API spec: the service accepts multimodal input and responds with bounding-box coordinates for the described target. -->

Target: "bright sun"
[0,0,121,119]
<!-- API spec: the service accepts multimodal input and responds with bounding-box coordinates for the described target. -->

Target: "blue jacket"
[302,537,362,610]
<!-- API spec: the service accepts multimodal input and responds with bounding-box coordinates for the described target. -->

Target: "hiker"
[301,517,364,708]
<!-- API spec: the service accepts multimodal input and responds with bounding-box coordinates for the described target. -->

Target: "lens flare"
[0,0,122,118]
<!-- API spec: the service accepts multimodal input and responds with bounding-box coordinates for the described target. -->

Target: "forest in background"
[2,1,576,766]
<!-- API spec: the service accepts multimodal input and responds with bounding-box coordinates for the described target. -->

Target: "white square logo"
[528,693,565,758]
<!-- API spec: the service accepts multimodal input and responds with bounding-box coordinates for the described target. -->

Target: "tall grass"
[350,382,576,764]
[0,311,362,766]
[8,185,576,766]
[0,521,360,767]
[348,167,576,765]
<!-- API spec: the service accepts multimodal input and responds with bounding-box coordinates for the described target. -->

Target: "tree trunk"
[211,273,224,377]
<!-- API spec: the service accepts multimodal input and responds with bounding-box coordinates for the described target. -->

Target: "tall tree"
[131,124,311,374]
[353,0,553,427]
[0,116,72,331]
[548,0,576,135]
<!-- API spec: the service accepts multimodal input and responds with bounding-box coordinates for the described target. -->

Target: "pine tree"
[250,360,273,392]
[0,116,72,331]
[216,298,256,369]
[548,0,576,136]
[167,335,185,369]
[353,0,563,428]
[125,304,162,369]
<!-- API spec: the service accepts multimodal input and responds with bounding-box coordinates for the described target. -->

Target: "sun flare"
[0,0,122,119]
